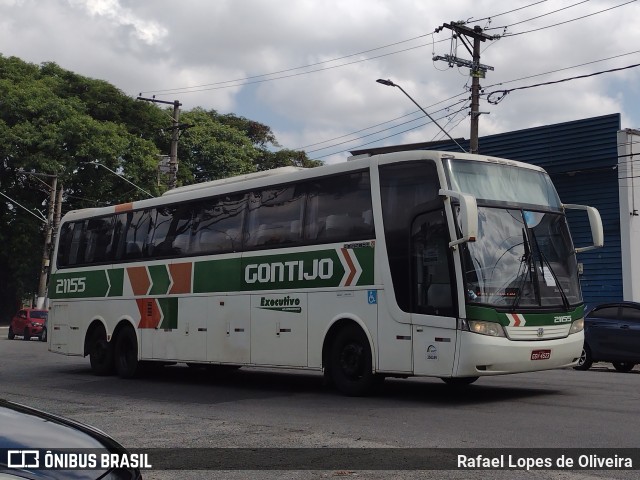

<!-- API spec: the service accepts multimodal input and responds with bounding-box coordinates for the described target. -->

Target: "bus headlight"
[467,320,505,337]
[569,318,584,334]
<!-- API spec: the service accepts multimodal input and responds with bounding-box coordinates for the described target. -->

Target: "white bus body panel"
[250,293,308,367]
[207,295,251,364]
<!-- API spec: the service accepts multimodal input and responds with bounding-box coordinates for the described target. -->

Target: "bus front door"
[410,210,458,377]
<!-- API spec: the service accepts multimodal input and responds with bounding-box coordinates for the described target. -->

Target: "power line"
[296,51,640,156]
[304,99,468,154]
[145,38,449,96]
[470,0,549,24]
[485,0,591,32]
[501,0,637,37]
[486,63,640,105]
[311,107,469,161]
[142,3,566,97]
[483,49,640,90]
[141,33,433,95]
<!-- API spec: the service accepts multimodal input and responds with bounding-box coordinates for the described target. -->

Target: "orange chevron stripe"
[341,248,356,286]
[115,202,133,213]
[169,262,192,294]
[137,298,162,329]
[127,266,150,296]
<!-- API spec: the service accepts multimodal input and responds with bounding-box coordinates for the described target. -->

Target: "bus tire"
[88,327,114,376]
[329,324,376,396]
[441,377,479,387]
[114,324,139,379]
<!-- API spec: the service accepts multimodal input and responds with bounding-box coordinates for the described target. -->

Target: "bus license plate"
[531,349,551,360]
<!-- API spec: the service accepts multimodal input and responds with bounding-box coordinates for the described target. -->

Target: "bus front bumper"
[454,330,584,377]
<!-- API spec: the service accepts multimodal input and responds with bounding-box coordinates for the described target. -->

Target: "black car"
[0,399,142,479]
[574,301,640,372]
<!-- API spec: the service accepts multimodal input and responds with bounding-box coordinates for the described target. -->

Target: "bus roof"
[59,151,547,223]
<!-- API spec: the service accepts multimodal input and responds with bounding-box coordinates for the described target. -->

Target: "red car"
[8,308,48,342]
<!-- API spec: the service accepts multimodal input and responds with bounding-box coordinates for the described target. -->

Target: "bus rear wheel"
[329,325,377,396]
[88,327,114,376]
[114,324,139,379]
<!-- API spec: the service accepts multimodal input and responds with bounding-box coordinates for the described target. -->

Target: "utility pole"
[35,173,57,309]
[137,96,183,189]
[434,23,496,154]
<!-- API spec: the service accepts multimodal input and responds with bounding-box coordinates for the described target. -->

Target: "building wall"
[618,129,640,302]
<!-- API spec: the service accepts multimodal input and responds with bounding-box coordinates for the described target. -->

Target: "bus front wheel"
[329,325,378,396]
[441,377,479,386]
[114,324,139,379]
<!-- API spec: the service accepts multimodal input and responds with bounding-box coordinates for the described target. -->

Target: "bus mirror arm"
[563,204,604,252]
[439,189,478,248]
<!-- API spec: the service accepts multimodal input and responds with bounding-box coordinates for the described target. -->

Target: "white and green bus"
[48,150,603,395]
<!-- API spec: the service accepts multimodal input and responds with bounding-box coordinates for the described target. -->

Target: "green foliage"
[0,54,319,322]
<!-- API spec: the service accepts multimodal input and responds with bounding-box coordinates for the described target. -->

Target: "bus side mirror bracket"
[439,189,478,248]
[563,204,604,253]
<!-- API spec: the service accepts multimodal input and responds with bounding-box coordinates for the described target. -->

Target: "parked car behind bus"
[574,301,640,372]
[8,308,48,342]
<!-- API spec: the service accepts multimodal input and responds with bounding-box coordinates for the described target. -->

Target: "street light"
[376,79,467,153]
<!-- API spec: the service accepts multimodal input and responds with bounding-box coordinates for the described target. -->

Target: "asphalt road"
[1,326,639,480]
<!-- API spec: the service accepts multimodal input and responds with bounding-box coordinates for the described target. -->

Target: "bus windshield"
[459,207,581,309]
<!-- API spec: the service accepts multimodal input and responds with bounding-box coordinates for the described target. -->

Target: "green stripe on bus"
[148,265,171,295]
[193,258,243,293]
[157,297,178,329]
[107,269,124,297]
[48,245,375,298]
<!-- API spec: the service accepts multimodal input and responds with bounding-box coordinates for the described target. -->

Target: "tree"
[0,56,162,321]
[0,55,319,322]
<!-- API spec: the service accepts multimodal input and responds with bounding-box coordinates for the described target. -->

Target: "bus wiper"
[511,228,533,311]
[539,249,570,311]
[530,229,570,311]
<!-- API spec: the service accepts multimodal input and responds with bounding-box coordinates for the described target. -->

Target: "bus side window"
[68,220,86,266]
[193,194,247,254]
[245,185,306,249]
[147,205,195,258]
[305,171,373,243]
[84,217,114,264]
[56,222,75,267]
[121,210,152,261]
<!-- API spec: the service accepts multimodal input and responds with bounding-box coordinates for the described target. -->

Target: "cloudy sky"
[1,0,639,163]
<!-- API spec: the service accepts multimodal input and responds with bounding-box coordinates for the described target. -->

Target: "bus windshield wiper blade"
[529,228,570,311]
[539,250,570,311]
[511,228,533,311]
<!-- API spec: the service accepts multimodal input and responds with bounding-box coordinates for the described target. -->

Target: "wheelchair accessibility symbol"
[367,290,377,305]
